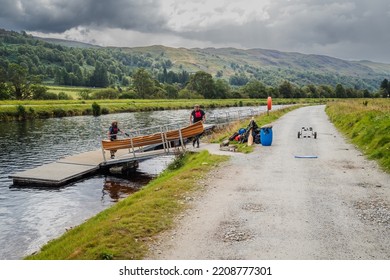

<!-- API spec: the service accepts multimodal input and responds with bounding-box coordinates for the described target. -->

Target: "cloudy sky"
[1,0,390,63]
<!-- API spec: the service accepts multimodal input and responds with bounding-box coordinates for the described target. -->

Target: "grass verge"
[25,151,228,260]
[326,99,390,173]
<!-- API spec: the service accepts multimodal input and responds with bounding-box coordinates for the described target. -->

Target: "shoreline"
[0,98,325,121]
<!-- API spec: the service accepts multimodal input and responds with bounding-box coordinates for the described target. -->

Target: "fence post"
[160,126,169,154]
[129,133,136,159]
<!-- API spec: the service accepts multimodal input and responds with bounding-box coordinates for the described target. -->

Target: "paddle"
[247,117,254,146]
[247,127,253,146]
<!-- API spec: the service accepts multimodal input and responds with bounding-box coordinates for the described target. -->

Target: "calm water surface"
[0,106,267,259]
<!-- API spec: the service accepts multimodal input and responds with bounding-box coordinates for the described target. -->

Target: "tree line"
[2,64,389,101]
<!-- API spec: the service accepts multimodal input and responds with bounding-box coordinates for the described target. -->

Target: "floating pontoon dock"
[10,122,214,187]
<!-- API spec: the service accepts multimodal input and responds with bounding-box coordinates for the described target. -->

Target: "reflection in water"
[102,173,154,202]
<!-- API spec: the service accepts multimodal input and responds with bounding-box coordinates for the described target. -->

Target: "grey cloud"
[0,0,389,62]
[0,0,167,33]
[175,0,390,62]
[0,0,20,15]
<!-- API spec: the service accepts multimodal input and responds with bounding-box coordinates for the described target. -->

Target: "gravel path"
[148,105,390,260]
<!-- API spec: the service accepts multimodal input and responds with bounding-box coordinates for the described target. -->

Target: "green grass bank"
[0,98,326,121]
[326,99,390,173]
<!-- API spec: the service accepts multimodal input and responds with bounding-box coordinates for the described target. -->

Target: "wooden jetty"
[10,122,213,187]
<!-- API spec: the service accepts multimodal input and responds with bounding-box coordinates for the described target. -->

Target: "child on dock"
[108,120,123,159]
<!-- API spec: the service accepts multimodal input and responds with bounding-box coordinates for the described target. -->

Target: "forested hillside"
[1,28,390,100]
[122,45,390,91]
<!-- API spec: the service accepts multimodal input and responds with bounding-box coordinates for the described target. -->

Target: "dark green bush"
[16,105,27,119]
[92,102,101,116]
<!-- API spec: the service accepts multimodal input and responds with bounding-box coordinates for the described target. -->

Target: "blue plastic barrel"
[260,127,273,146]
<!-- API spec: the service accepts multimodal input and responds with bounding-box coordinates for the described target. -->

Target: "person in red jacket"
[189,105,206,148]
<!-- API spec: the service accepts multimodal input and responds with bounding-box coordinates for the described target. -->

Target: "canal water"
[0,106,269,259]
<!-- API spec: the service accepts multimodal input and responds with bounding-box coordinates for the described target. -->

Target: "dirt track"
[148,105,390,259]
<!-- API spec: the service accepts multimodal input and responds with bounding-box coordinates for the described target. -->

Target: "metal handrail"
[101,121,190,163]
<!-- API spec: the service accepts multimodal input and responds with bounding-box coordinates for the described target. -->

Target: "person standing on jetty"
[107,120,123,159]
[189,104,206,148]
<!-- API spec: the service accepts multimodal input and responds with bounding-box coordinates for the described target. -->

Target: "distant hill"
[36,37,101,49]
[115,45,390,90]
[1,29,390,91]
